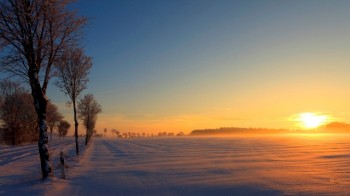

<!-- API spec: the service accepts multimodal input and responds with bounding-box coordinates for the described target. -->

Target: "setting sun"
[295,112,330,129]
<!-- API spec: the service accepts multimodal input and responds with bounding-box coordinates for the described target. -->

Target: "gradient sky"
[46,0,350,134]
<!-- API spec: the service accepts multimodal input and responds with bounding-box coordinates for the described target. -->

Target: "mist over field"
[2,134,350,195]
[1,0,350,195]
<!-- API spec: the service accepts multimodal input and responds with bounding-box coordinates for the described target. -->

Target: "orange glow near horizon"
[292,112,331,129]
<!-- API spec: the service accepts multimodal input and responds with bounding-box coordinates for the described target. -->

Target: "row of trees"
[0,0,101,179]
[101,130,185,138]
[0,80,70,145]
[0,79,101,146]
[0,73,102,144]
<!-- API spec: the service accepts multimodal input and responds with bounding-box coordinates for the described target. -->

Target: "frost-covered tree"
[0,80,64,145]
[0,0,86,179]
[0,81,21,145]
[77,93,101,145]
[55,48,92,155]
[0,80,37,145]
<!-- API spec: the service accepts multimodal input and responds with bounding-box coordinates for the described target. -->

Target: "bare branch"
[0,0,87,179]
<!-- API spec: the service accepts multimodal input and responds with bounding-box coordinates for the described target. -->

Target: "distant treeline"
[190,122,350,135]
[320,122,350,133]
[190,127,289,135]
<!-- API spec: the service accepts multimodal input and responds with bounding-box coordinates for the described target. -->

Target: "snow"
[39,120,48,134]
[1,134,350,195]
[0,136,86,195]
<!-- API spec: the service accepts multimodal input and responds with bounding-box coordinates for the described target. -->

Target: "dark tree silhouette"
[0,80,37,145]
[47,101,63,140]
[77,93,101,145]
[58,120,70,137]
[0,0,86,179]
[104,128,107,136]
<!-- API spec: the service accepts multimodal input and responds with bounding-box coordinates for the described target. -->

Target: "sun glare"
[295,112,329,129]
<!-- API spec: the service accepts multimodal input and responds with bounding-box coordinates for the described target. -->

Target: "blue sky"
[45,0,350,134]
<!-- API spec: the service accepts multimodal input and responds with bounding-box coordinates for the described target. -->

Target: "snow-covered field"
[1,134,350,195]
[0,136,88,195]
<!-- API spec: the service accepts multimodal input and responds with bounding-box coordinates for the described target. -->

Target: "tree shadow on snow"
[0,174,47,195]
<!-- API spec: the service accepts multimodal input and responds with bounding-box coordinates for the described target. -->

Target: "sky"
[44,0,350,134]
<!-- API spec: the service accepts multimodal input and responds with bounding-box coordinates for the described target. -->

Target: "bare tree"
[0,80,37,145]
[55,48,92,155]
[0,80,33,145]
[0,0,86,179]
[77,93,101,145]
[57,120,70,137]
[112,129,120,137]
[46,101,63,140]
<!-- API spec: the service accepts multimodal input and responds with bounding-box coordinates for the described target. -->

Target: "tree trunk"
[34,92,51,179]
[73,100,79,155]
[29,69,51,179]
[50,126,53,140]
[38,118,50,179]
[85,113,90,146]
[11,127,15,145]
[85,129,88,146]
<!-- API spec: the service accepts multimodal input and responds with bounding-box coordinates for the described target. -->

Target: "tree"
[57,120,70,137]
[0,0,86,179]
[47,101,63,140]
[55,48,92,155]
[104,128,107,136]
[77,93,101,145]
[112,129,120,137]
[0,81,63,145]
[0,80,37,145]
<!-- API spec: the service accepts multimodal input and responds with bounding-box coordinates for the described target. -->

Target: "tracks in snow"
[0,138,74,166]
